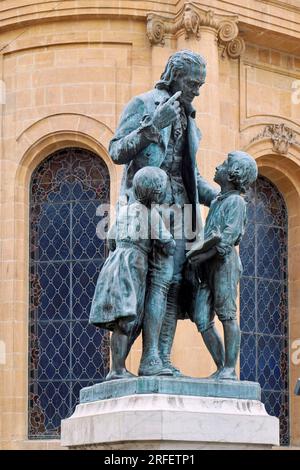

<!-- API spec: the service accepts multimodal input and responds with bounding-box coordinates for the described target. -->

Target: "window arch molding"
[16,114,118,203]
[12,118,116,443]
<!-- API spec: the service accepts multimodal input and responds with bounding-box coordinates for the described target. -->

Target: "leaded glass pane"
[240,176,289,446]
[29,148,110,439]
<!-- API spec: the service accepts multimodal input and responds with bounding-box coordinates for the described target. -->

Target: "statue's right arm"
[109,97,161,165]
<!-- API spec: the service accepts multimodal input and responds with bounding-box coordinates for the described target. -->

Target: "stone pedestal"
[61,377,279,450]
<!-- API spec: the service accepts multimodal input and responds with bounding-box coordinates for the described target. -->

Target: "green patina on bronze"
[89,50,258,383]
[80,377,261,403]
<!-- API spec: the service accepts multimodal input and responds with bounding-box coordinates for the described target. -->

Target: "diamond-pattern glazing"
[29,148,110,439]
[240,176,289,446]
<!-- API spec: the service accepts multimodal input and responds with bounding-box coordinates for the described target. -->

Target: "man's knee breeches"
[148,250,174,291]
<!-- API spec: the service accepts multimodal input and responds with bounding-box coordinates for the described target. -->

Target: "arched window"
[240,175,289,446]
[29,148,110,439]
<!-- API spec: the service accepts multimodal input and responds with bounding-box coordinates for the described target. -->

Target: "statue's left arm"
[196,168,219,207]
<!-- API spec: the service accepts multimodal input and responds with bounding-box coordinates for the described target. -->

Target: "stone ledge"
[80,376,261,403]
[68,441,272,450]
[61,393,279,449]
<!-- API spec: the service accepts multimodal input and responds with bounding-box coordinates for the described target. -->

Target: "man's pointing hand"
[152,91,182,130]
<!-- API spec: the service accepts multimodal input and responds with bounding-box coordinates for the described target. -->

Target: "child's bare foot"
[212,367,238,381]
[207,367,224,379]
[105,369,136,381]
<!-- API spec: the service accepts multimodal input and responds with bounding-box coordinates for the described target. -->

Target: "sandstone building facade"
[0,0,299,449]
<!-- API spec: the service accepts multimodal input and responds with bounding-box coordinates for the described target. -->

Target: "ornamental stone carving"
[146,4,202,46]
[218,20,245,59]
[184,4,202,39]
[250,123,300,155]
[146,2,245,59]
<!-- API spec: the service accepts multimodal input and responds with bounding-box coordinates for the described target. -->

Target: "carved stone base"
[61,379,279,450]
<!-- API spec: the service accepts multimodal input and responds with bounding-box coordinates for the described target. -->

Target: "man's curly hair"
[155,50,207,90]
[227,151,258,193]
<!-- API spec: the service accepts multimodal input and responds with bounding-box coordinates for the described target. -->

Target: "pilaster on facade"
[147,1,245,59]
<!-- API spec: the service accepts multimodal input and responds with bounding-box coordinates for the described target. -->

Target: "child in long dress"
[89,166,175,380]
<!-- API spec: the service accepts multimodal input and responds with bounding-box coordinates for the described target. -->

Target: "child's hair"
[227,151,258,193]
[133,166,168,206]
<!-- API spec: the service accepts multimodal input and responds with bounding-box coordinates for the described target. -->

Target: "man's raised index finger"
[168,91,182,103]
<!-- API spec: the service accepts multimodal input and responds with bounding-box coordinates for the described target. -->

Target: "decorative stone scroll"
[147,1,245,59]
[250,123,300,155]
[218,20,245,59]
[146,4,202,46]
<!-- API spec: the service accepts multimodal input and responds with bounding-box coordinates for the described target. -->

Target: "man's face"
[172,63,206,106]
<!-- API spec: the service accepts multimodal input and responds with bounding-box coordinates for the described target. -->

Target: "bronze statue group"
[89,50,258,382]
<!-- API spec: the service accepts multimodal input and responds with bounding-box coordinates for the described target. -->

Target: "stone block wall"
[0,0,300,449]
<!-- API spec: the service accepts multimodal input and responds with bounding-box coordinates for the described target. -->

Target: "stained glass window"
[240,175,289,446]
[29,148,110,439]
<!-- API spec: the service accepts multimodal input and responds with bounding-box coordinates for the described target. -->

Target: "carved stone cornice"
[147,2,245,59]
[250,123,300,155]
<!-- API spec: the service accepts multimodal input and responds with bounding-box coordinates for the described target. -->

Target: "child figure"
[89,166,175,380]
[186,151,258,380]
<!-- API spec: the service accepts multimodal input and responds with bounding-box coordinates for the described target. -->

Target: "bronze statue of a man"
[91,50,218,377]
